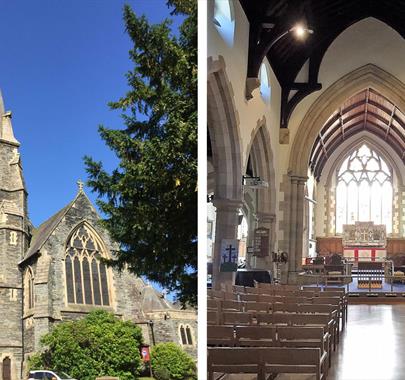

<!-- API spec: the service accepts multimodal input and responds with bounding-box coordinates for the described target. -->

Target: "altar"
[342,221,386,261]
[342,222,387,288]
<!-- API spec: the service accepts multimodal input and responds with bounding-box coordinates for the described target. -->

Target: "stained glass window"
[335,144,392,233]
[65,223,111,306]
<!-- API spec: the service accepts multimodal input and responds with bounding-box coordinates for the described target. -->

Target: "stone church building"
[0,94,196,380]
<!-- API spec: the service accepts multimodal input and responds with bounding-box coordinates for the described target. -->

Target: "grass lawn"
[139,377,155,380]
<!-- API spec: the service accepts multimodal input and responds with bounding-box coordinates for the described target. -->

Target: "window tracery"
[65,223,110,306]
[335,144,393,233]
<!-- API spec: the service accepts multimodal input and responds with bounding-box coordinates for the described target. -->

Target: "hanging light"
[290,24,314,39]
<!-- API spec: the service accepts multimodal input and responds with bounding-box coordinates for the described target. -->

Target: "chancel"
[207,1,405,379]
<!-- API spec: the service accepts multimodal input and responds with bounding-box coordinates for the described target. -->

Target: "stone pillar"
[253,212,276,270]
[288,175,307,283]
[212,198,243,289]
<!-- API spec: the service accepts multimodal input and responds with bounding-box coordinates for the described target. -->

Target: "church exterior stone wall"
[0,98,196,380]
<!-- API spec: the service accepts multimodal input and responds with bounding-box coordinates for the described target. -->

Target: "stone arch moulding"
[322,134,404,237]
[244,116,277,218]
[66,220,110,258]
[289,64,405,177]
[207,55,243,201]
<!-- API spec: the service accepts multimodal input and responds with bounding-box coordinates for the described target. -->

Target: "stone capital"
[212,198,243,212]
[255,212,276,224]
[289,173,308,185]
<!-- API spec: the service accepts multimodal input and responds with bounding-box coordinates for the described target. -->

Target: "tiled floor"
[328,304,405,380]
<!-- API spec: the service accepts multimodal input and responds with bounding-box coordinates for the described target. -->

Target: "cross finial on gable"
[77,179,84,192]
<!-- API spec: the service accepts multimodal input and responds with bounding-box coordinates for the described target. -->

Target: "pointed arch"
[23,266,34,311]
[245,117,277,218]
[64,221,112,306]
[207,56,243,201]
[289,64,405,177]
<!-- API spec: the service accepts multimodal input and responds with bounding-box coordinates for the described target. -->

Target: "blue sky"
[0,0,182,300]
[0,0,181,225]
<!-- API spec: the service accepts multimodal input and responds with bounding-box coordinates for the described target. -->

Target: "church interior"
[207,1,405,379]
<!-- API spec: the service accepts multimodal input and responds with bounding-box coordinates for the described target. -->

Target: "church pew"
[207,325,236,347]
[208,347,325,380]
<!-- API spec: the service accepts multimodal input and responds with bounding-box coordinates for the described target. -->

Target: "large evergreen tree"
[84,0,197,306]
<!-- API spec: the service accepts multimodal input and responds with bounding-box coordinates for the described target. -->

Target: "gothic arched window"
[24,267,34,311]
[179,324,194,345]
[65,223,111,306]
[213,0,235,47]
[336,144,393,233]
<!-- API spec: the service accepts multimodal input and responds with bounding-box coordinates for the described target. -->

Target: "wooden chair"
[298,303,339,336]
[314,295,345,332]
[272,302,299,313]
[244,301,271,313]
[235,326,277,346]
[207,299,220,311]
[221,300,244,312]
[277,326,330,369]
[222,311,253,326]
[207,325,235,347]
[240,293,259,302]
[207,347,265,380]
[208,347,325,380]
[208,311,220,325]
[256,313,274,325]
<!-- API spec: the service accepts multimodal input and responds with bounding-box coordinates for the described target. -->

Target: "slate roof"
[141,285,179,312]
[19,196,77,265]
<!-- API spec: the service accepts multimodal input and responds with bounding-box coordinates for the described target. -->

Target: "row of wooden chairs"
[208,346,327,380]
[208,309,337,350]
[208,286,347,328]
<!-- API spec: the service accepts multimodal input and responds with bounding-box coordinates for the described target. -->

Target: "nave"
[208,284,405,380]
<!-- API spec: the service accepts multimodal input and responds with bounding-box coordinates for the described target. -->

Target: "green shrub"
[28,310,144,380]
[150,343,196,380]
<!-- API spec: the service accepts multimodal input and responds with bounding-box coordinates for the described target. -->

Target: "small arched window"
[2,357,11,380]
[259,63,271,103]
[65,223,111,306]
[24,267,35,311]
[179,324,194,345]
[213,0,235,47]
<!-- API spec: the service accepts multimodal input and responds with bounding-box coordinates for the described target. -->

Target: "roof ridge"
[19,192,82,265]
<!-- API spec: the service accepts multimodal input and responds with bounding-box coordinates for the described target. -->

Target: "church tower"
[0,91,29,380]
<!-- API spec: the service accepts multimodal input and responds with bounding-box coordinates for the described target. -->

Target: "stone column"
[288,175,307,283]
[212,198,243,289]
[252,212,276,270]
